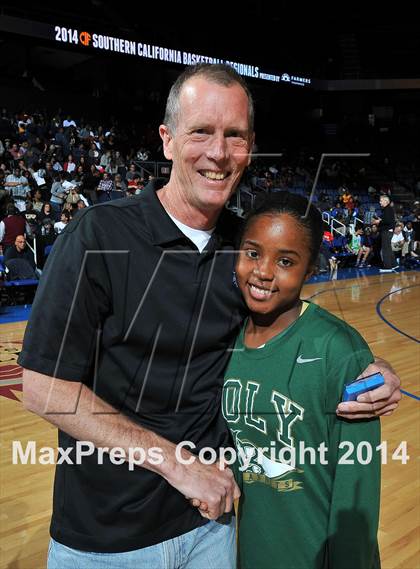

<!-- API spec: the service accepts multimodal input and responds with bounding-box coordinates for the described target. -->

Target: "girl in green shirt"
[198,191,381,569]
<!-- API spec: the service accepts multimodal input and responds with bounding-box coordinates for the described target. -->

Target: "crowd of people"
[1,107,419,283]
[317,189,420,273]
[0,108,158,214]
[0,110,162,273]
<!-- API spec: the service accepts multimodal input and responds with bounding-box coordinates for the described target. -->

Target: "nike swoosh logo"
[296,355,322,364]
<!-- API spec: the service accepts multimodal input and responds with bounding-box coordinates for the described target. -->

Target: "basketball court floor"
[1,268,419,568]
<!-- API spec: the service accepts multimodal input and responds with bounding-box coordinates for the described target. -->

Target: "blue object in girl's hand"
[342,372,385,402]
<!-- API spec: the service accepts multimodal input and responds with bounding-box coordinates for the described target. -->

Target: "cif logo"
[281,73,290,82]
[79,31,92,46]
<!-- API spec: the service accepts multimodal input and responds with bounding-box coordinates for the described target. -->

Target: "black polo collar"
[140,179,185,246]
[141,179,241,249]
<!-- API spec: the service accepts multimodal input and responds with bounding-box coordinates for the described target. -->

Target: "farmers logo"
[0,342,23,401]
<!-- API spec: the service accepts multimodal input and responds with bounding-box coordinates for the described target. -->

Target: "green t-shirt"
[223,302,381,569]
[350,233,362,253]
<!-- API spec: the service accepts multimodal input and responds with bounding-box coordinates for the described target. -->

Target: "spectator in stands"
[4,167,30,211]
[403,221,418,258]
[0,202,27,253]
[54,211,71,234]
[9,143,22,162]
[100,149,112,169]
[4,234,35,268]
[78,155,89,173]
[364,204,377,225]
[318,229,334,273]
[75,165,85,179]
[104,133,116,151]
[54,127,67,156]
[50,172,67,219]
[391,224,405,266]
[19,140,29,156]
[411,209,420,255]
[3,233,39,288]
[340,188,354,218]
[105,159,118,176]
[36,217,56,270]
[356,227,373,268]
[330,201,342,219]
[113,173,127,195]
[62,202,76,216]
[76,199,87,211]
[44,161,55,186]
[348,226,363,257]
[16,158,26,173]
[68,128,77,152]
[372,194,396,272]
[88,142,100,163]
[0,160,8,174]
[114,150,125,171]
[78,123,91,141]
[40,202,53,224]
[82,164,101,204]
[125,162,141,181]
[40,217,55,241]
[63,154,77,174]
[127,174,141,195]
[23,201,41,238]
[20,63,401,569]
[97,172,115,202]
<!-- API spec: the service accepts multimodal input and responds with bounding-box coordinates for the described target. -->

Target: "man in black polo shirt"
[20,64,401,568]
[372,194,396,272]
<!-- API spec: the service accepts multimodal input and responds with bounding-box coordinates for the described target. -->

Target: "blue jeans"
[48,518,235,569]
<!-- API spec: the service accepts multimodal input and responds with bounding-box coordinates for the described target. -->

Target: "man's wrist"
[138,433,179,478]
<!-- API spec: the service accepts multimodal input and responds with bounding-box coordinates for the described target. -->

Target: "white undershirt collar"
[166,212,215,253]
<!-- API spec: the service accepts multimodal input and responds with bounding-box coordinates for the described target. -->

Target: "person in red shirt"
[0,203,27,253]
